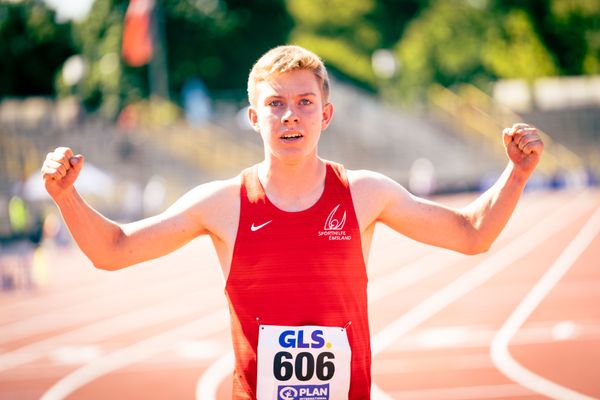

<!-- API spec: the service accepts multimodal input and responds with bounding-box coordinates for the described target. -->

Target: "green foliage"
[1,0,597,111]
[0,0,76,96]
[546,0,600,74]
[287,0,379,88]
[490,0,600,75]
[69,0,126,117]
[395,1,493,101]
[286,0,427,90]
[69,0,293,117]
[393,0,574,102]
[483,9,559,80]
[163,0,293,96]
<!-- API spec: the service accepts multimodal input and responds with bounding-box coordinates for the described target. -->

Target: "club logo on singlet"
[318,204,351,241]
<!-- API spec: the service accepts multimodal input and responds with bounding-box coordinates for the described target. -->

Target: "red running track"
[0,189,598,399]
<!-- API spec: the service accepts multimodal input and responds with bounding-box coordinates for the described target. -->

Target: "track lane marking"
[0,237,220,327]
[387,383,533,399]
[490,206,600,400]
[0,251,198,324]
[368,249,463,302]
[0,262,223,346]
[369,191,595,398]
[39,308,229,400]
[370,192,594,355]
[195,351,234,400]
[368,189,568,303]
[0,291,215,372]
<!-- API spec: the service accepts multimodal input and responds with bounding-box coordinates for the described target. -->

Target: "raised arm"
[352,123,544,255]
[42,147,237,270]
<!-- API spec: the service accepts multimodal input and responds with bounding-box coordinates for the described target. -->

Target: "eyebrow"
[297,92,318,98]
[265,92,318,99]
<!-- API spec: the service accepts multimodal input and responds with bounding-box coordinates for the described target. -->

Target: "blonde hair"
[247,45,330,106]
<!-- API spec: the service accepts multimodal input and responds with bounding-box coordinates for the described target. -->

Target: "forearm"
[54,187,125,269]
[463,162,529,252]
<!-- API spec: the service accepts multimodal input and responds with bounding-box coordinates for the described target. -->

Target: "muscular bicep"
[355,172,479,254]
[105,179,237,269]
[118,206,203,262]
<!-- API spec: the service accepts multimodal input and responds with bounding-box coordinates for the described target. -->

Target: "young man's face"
[248,69,333,163]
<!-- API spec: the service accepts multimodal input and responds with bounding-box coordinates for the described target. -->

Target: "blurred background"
[0,0,599,289]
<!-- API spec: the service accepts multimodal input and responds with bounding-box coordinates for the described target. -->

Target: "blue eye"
[268,100,283,107]
[299,99,312,105]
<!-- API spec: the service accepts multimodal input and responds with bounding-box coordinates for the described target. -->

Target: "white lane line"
[368,249,463,302]
[490,206,600,400]
[367,229,431,277]
[176,339,228,361]
[368,189,565,303]
[0,271,206,345]
[369,192,593,356]
[40,308,229,400]
[388,383,533,399]
[385,320,600,354]
[0,291,211,372]
[369,192,594,396]
[195,351,234,400]
[0,254,198,324]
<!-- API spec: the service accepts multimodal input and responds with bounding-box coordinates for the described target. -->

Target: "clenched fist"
[503,123,544,176]
[41,147,84,200]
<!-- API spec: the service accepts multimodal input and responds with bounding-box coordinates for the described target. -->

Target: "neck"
[258,156,326,211]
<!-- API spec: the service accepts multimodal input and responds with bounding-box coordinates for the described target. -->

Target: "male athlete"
[42,45,544,399]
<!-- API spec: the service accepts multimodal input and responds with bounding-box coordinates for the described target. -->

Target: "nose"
[281,107,299,124]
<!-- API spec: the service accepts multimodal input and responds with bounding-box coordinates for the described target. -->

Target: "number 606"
[273,351,335,381]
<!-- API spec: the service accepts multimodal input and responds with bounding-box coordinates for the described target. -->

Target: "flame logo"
[324,204,346,231]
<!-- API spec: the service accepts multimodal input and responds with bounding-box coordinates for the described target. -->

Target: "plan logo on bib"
[257,325,351,400]
[318,204,351,241]
[278,384,329,400]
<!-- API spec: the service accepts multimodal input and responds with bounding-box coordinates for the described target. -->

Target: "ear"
[247,106,260,132]
[321,102,334,131]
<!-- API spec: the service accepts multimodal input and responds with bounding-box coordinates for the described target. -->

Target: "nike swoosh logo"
[251,220,272,232]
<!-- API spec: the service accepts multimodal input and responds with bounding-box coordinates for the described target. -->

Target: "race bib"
[257,325,351,400]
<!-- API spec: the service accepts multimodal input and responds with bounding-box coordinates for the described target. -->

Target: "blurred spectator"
[8,195,28,234]
[182,78,212,127]
[0,195,42,290]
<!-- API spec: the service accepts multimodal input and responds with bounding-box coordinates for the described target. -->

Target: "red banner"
[122,0,154,66]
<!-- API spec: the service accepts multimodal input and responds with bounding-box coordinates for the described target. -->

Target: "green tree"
[68,0,126,117]
[483,8,559,80]
[164,0,293,98]
[286,0,427,90]
[71,0,293,118]
[395,1,493,101]
[0,0,76,96]
[393,0,562,102]
[490,0,600,75]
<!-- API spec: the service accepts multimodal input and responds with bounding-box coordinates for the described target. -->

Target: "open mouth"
[280,132,303,141]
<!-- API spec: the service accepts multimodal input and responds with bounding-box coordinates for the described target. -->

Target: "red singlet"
[225,161,371,399]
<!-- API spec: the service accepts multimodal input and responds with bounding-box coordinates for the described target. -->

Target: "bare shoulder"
[175,175,240,210]
[166,174,241,238]
[346,169,410,230]
[347,169,392,189]
[347,169,406,202]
